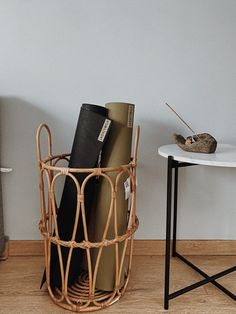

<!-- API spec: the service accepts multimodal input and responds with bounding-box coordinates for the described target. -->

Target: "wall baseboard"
[8,239,236,257]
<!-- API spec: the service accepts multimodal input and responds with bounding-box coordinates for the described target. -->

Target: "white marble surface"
[158,144,236,167]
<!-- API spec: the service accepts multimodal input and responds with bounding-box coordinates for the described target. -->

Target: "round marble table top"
[158,144,236,168]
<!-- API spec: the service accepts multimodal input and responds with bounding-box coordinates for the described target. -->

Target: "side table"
[158,144,236,309]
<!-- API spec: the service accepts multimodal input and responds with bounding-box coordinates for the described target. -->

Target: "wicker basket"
[36,124,140,312]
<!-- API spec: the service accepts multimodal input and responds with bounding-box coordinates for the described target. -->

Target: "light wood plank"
[1,256,236,313]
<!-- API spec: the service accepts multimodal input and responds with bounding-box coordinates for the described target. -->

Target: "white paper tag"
[124,177,131,200]
[0,167,12,173]
[127,105,134,128]
[98,119,111,142]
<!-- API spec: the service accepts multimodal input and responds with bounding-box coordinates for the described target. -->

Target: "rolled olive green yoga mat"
[92,102,134,291]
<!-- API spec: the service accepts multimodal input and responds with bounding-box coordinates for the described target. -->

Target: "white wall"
[0,0,236,240]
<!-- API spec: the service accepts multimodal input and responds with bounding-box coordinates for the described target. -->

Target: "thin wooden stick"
[165,103,196,135]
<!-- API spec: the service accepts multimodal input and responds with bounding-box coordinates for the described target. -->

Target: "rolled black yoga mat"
[41,104,112,288]
[91,102,134,291]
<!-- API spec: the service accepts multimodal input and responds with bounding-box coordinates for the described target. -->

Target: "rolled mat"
[41,104,112,288]
[92,102,134,291]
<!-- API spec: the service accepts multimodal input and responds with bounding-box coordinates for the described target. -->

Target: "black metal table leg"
[172,162,178,257]
[164,156,173,310]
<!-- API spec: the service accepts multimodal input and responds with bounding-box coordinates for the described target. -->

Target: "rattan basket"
[36,124,140,312]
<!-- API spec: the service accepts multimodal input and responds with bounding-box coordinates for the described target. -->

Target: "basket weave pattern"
[36,124,140,312]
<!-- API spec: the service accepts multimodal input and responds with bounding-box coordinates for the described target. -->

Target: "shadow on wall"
[134,117,184,238]
[0,97,66,240]
[137,117,183,175]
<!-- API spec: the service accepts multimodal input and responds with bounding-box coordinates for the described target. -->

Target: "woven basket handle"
[132,126,140,164]
[36,123,53,163]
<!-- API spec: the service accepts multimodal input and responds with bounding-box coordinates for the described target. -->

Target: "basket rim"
[40,153,136,174]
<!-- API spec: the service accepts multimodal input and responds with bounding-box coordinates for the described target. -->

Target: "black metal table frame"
[164,155,236,310]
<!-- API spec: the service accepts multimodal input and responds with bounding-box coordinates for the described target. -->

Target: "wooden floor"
[1,255,236,313]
